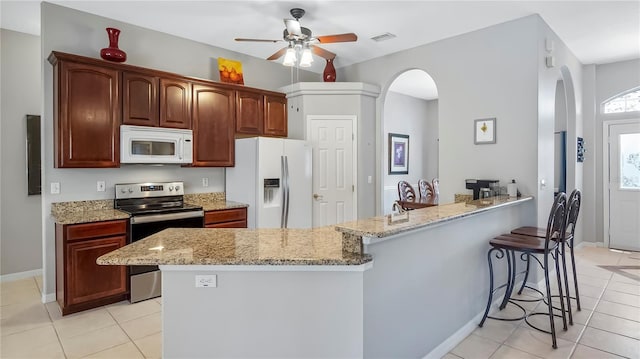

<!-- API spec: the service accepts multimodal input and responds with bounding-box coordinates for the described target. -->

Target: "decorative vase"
[100,27,127,62]
[323,59,336,82]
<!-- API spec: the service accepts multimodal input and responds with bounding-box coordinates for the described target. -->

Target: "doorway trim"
[602,118,640,248]
[306,114,359,221]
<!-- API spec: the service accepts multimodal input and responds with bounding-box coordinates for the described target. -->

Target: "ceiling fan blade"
[267,47,288,61]
[284,19,302,36]
[312,46,336,60]
[317,33,358,43]
[235,38,281,43]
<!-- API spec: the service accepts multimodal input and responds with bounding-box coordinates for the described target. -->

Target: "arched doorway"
[381,69,439,214]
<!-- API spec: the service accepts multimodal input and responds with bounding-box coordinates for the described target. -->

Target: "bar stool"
[511,189,582,318]
[479,193,568,349]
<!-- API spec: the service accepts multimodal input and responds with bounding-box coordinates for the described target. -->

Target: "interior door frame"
[306,114,359,222]
[602,118,640,248]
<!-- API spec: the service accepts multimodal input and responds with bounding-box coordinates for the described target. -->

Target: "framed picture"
[474,118,496,144]
[217,57,244,85]
[389,133,409,174]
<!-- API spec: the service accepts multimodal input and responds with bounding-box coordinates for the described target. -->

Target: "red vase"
[100,28,127,62]
[323,59,336,82]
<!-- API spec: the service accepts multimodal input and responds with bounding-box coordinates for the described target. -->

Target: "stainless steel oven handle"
[130,210,204,224]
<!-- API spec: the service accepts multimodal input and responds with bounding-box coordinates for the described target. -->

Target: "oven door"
[128,212,203,302]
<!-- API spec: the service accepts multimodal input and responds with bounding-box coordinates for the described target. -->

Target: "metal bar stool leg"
[518,253,530,295]
[544,252,558,349]
[553,248,568,331]
[560,242,573,325]
[499,250,514,310]
[480,248,501,327]
[568,239,581,311]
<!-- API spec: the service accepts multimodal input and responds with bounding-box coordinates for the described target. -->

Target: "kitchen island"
[98,196,534,358]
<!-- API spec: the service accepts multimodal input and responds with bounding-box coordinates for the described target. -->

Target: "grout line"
[106,305,148,358]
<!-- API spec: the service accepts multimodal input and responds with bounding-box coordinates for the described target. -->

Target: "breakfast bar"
[98,196,534,358]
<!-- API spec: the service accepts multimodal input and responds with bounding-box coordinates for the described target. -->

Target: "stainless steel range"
[115,181,204,303]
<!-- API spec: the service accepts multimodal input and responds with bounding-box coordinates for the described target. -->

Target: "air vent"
[370,32,397,42]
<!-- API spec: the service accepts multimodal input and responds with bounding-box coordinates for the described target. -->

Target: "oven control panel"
[115,181,185,199]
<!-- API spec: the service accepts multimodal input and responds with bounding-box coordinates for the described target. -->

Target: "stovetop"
[114,181,202,216]
[117,202,203,216]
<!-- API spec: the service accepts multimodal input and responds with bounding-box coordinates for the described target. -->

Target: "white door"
[609,122,640,251]
[309,118,355,227]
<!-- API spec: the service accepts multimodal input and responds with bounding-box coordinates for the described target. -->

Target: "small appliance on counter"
[465,179,500,200]
[115,181,204,303]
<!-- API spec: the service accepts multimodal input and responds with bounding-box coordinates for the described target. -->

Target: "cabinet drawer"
[205,220,247,228]
[204,208,247,225]
[66,220,127,241]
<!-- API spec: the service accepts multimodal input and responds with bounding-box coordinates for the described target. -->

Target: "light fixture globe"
[282,47,297,66]
[299,48,313,67]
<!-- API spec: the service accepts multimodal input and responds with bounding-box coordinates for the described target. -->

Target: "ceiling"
[1,1,639,98]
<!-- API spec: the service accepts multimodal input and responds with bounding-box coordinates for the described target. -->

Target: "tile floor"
[449,247,640,359]
[0,246,638,358]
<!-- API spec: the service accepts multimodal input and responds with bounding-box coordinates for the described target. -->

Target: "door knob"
[313,194,323,200]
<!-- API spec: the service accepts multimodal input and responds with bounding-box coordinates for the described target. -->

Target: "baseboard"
[576,241,603,248]
[42,292,56,304]
[0,268,42,283]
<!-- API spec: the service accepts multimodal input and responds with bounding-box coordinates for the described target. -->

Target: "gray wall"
[40,3,315,297]
[586,59,640,243]
[383,91,438,213]
[1,29,43,276]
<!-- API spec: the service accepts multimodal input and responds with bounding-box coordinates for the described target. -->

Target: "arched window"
[603,88,640,114]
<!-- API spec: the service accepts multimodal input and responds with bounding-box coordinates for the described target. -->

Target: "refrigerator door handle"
[280,155,286,228]
[284,156,290,228]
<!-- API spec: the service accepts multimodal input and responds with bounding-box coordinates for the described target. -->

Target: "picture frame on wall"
[474,118,496,144]
[389,133,409,174]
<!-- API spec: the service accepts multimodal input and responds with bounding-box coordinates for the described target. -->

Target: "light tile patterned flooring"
[0,247,638,358]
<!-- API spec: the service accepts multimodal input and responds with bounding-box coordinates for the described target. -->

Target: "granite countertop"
[97,226,372,266]
[335,195,533,238]
[51,193,249,225]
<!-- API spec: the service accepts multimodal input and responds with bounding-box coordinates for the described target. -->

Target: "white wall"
[382,91,437,214]
[1,29,43,276]
[339,15,540,214]
[588,59,640,243]
[40,3,316,299]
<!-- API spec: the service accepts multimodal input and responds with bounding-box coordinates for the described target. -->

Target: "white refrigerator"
[226,137,312,229]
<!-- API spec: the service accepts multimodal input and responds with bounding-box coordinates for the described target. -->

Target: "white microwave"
[120,125,193,164]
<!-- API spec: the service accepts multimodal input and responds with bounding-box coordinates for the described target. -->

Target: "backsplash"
[51,199,114,215]
[183,192,225,204]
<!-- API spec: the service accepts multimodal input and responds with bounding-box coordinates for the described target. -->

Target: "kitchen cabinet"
[205,208,247,228]
[160,77,192,129]
[56,220,128,315]
[235,90,263,135]
[122,71,159,126]
[264,94,288,137]
[49,53,120,168]
[192,83,235,167]
[235,92,288,137]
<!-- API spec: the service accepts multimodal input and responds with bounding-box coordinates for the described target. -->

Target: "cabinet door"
[56,61,120,168]
[235,91,263,135]
[264,94,288,137]
[192,84,235,166]
[160,78,191,129]
[122,71,158,126]
[66,235,127,305]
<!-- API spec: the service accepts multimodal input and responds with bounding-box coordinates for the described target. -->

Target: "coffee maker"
[465,179,500,200]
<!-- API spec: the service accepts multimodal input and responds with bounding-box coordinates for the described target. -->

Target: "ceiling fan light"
[299,48,313,67]
[283,47,297,66]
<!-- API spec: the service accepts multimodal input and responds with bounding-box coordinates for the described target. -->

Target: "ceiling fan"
[234,8,357,67]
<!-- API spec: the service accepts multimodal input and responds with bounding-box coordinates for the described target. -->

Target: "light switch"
[97,181,106,192]
[51,182,60,194]
[202,178,209,187]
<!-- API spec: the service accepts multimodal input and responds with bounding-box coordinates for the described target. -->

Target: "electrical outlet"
[50,182,60,194]
[97,181,106,192]
[202,178,209,187]
[195,275,217,288]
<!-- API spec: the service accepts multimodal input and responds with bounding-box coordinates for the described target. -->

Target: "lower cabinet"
[205,208,247,228]
[56,220,128,315]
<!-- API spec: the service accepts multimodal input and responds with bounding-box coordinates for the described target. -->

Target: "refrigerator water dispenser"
[263,178,280,207]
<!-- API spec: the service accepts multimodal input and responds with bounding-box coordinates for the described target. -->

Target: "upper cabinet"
[264,94,288,137]
[50,54,120,168]
[192,83,235,167]
[49,51,287,168]
[159,77,191,129]
[122,71,158,126]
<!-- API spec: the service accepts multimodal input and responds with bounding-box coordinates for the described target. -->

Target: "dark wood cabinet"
[56,220,128,315]
[235,90,263,135]
[264,94,288,137]
[50,55,120,168]
[205,208,247,228]
[160,77,191,129]
[122,71,159,126]
[192,83,235,167]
